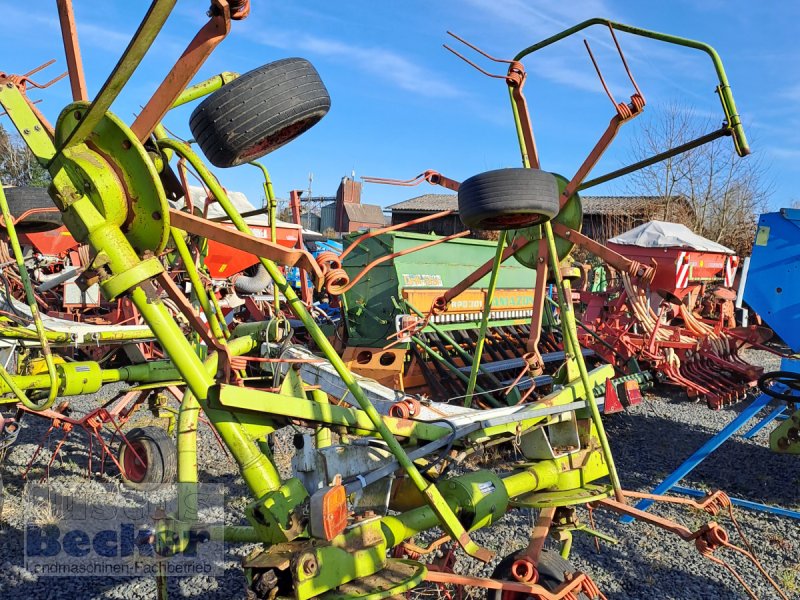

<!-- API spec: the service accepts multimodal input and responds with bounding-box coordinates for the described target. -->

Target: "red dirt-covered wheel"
[118,426,176,490]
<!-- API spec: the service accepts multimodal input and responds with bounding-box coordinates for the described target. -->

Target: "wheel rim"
[123,440,148,482]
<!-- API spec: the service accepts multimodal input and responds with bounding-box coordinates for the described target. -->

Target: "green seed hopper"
[338,231,572,406]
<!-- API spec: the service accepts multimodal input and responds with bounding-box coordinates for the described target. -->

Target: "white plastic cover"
[608,220,734,254]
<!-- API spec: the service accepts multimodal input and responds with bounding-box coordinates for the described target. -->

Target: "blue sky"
[1,1,798,211]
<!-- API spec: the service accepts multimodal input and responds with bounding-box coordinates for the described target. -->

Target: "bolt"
[74,110,82,120]
[83,182,91,192]
[34,125,41,132]
[152,211,162,221]
[22,129,30,135]
[5,82,13,88]
[301,557,317,576]
[122,139,132,150]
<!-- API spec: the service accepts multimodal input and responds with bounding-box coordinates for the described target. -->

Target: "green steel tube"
[560,531,573,559]
[410,335,500,407]
[0,360,180,398]
[177,327,282,523]
[542,220,623,502]
[380,461,559,548]
[0,362,39,407]
[0,327,73,343]
[80,215,279,501]
[208,288,231,339]
[153,72,239,162]
[89,328,155,342]
[463,230,508,407]
[249,161,279,312]
[0,186,58,411]
[160,138,477,555]
[403,301,518,404]
[513,18,748,156]
[171,72,239,109]
[171,227,226,341]
[59,0,177,150]
[208,525,262,543]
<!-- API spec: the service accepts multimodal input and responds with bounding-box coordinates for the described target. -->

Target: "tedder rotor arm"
[550,221,656,284]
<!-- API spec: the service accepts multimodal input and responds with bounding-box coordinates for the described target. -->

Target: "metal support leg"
[624,392,772,521]
[742,403,787,439]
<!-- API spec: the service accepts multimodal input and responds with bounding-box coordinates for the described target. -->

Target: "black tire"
[1,187,61,233]
[189,58,331,168]
[458,169,559,231]
[487,549,592,600]
[119,426,176,490]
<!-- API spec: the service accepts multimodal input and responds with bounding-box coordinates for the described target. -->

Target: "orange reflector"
[309,483,348,540]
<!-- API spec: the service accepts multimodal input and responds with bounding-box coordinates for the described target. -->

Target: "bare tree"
[0,124,50,187]
[625,103,771,256]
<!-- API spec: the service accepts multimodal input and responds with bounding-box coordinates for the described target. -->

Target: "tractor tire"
[119,426,176,490]
[458,168,560,231]
[1,187,62,233]
[189,58,331,168]
[487,549,592,600]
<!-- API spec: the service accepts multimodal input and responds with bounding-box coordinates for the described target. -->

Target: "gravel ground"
[0,349,797,599]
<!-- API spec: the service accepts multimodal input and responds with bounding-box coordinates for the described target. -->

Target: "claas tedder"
[0,2,789,599]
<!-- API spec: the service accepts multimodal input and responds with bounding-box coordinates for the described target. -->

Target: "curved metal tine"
[443,31,511,79]
[21,59,57,79]
[361,173,428,186]
[584,39,619,111]
[446,31,514,64]
[607,23,644,99]
[25,71,68,90]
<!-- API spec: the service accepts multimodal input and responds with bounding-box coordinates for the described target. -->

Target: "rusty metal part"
[516,505,556,577]
[431,236,532,315]
[169,208,325,284]
[226,0,250,19]
[130,0,231,142]
[56,0,87,101]
[327,231,470,296]
[555,32,645,206]
[551,222,655,283]
[525,239,549,358]
[443,33,540,168]
[339,209,457,262]
[362,169,461,192]
[424,568,606,600]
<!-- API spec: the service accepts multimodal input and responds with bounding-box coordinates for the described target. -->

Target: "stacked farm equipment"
[0,3,789,600]
[572,221,767,408]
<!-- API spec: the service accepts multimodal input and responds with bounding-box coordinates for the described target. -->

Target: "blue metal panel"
[743,210,800,352]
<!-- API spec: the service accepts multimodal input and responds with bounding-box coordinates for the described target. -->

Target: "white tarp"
[608,220,734,254]
[183,186,294,228]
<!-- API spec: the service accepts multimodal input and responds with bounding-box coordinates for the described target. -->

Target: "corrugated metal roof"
[581,196,685,216]
[387,194,458,212]
[344,203,385,224]
[387,193,685,216]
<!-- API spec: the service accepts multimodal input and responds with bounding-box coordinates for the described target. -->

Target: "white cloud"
[242,27,462,99]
